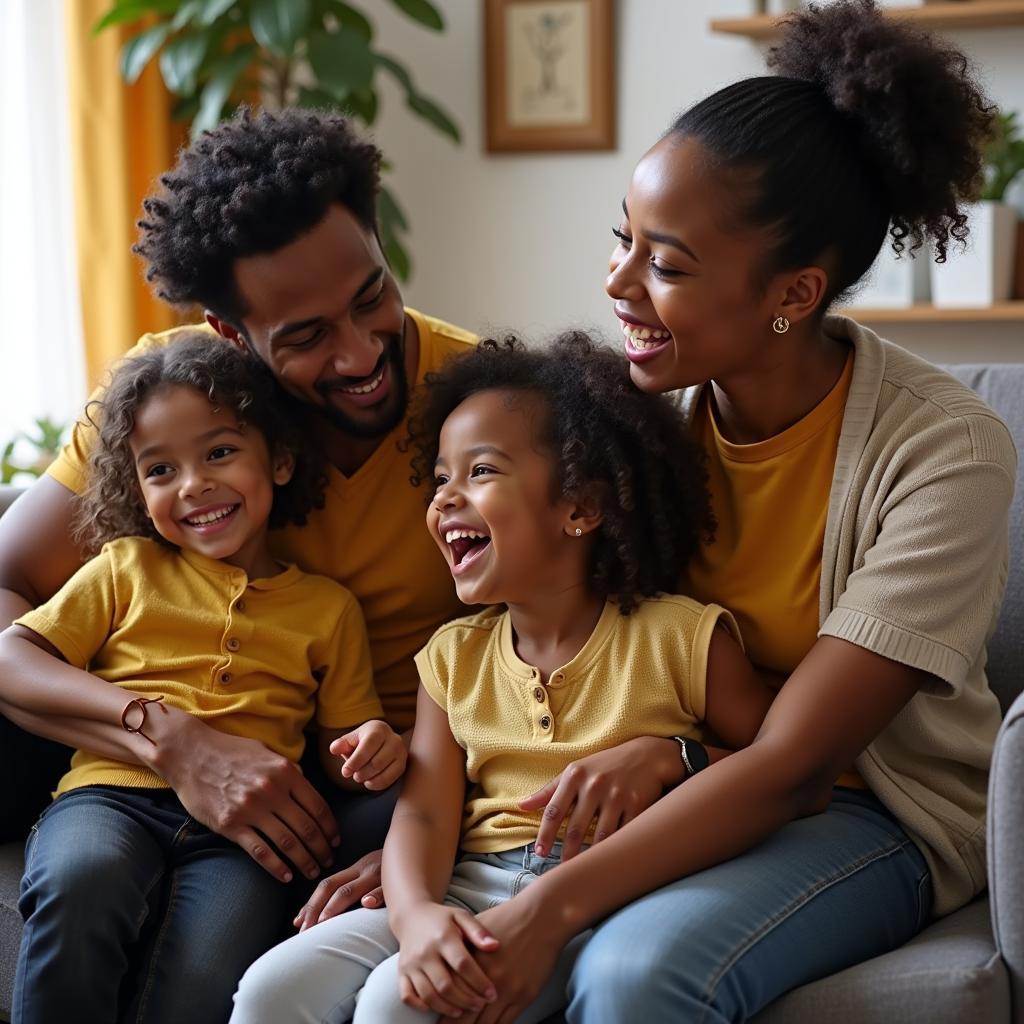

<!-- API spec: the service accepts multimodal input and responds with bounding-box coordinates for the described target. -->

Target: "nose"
[432,477,463,513]
[178,464,214,499]
[605,248,646,302]
[331,321,384,379]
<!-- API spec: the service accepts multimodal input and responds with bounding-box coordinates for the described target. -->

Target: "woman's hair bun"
[768,0,994,259]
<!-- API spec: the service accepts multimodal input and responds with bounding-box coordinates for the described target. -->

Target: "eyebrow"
[135,425,245,465]
[268,267,385,348]
[433,444,511,469]
[622,198,700,264]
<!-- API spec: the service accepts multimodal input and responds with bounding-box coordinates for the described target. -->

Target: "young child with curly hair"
[0,334,406,1024]
[231,332,776,1024]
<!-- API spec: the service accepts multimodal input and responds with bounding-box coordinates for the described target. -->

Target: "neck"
[219,527,281,580]
[507,582,605,683]
[711,325,848,444]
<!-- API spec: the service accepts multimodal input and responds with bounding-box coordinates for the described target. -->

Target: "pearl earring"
[574,527,582,537]
[772,316,790,334]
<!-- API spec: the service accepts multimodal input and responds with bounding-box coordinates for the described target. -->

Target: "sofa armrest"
[989,688,1024,1022]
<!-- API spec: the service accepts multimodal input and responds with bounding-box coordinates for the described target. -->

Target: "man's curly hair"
[134,107,381,327]
[75,333,328,556]
[407,332,715,614]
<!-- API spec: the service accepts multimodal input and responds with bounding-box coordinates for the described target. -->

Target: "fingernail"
[486,988,497,1001]
[283,872,293,882]
[307,869,320,879]
[331,836,341,847]
[535,844,545,856]
[363,894,377,906]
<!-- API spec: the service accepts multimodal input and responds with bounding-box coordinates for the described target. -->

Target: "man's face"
[231,205,408,439]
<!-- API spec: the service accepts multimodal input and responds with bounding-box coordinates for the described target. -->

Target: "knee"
[231,946,313,1024]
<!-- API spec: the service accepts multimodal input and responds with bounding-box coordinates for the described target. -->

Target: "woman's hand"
[519,735,681,859]
[293,849,387,930]
[456,894,570,1024]
[331,719,408,790]
[394,904,499,1017]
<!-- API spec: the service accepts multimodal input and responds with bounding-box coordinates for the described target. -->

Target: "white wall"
[369,0,1024,364]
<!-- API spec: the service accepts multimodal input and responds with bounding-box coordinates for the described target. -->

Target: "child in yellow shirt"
[231,332,775,1024]
[0,335,405,1024]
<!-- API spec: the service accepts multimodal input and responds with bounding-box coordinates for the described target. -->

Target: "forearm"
[384,807,461,932]
[0,587,30,631]
[526,743,822,937]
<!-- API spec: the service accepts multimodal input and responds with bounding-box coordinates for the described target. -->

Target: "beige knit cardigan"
[673,315,1017,916]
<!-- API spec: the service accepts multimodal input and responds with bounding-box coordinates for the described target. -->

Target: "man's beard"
[314,336,409,440]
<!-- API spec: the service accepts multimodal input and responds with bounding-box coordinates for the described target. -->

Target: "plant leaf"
[192,46,254,137]
[199,0,238,25]
[373,51,412,94]
[307,27,374,95]
[382,234,411,281]
[171,0,203,31]
[296,86,342,111]
[159,31,210,95]
[320,0,373,41]
[378,184,409,233]
[344,87,378,125]
[250,0,312,56]
[406,92,460,144]
[120,22,171,83]
[388,0,443,31]
[93,0,178,33]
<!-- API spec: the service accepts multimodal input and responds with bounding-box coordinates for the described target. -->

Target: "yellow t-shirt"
[686,353,863,788]
[15,536,381,796]
[686,353,854,676]
[415,596,738,853]
[46,308,475,731]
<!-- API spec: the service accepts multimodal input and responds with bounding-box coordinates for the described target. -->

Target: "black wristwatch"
[673,736,709,779]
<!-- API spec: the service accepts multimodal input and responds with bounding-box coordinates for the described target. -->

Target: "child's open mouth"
[181,503,240,534]
[444,528,491,576]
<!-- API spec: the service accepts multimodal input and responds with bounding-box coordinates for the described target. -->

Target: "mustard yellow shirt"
[15,536,382,796]
[415,596,738,853]
[686,353,854,676]
[46,308,476,731]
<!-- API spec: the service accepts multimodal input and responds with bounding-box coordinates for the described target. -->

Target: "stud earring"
[772,316,790,334]
[574,527,582,537]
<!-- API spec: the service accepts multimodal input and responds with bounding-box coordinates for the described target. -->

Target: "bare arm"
[523,637,925,933]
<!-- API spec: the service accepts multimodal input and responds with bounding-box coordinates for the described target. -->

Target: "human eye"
[433,472,450,489]
[611,226,632,248]
[287,327,325,350]
[357,278,386,312]
[144,463,173,479]
[650,258,685,280]
[470,464,496,478]
[208,445,237,461]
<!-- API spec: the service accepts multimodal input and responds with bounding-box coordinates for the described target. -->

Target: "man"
[0,108,474,902]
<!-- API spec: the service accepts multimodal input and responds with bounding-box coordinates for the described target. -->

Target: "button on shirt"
[16,537,383,796]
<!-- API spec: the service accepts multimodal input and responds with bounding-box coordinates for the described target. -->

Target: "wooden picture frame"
[484,0,616,153]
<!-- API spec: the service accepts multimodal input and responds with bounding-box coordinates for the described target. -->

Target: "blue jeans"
[14,785,293,1024]
[566,788,933,1023]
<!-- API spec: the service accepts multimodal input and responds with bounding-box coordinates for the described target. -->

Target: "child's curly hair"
[407,332,715,613]
[75,332,327,555]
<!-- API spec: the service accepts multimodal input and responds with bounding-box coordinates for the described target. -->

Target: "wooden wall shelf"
[837,302,1024,322]
[711,1,1024,40]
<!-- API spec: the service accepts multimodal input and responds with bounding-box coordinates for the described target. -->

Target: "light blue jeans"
[231,843,590,1024]
[565,787,932,1022]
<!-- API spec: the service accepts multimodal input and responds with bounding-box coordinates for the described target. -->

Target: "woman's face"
[606,134,785,393]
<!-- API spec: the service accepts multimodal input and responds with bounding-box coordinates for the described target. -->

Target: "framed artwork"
[484,0,616,153]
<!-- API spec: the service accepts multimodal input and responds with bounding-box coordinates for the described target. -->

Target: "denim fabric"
[14,785,292,1024]
[231,843,589,1024]
[566,788,932,1023]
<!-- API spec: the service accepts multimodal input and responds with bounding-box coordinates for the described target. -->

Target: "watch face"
[685,739,709,774]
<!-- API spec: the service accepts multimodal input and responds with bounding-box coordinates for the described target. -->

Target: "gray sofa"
[0,361,1021,1023]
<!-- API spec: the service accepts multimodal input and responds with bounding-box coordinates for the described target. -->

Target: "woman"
[440,3,1015,1021]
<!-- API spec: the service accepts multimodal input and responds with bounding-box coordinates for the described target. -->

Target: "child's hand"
[395,904,499,1017]
[329,720,407,790]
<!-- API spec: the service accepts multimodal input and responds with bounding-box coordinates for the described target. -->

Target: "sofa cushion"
[0,841,24,1023]
[752,897,1008,1024]
[942,365,1023,714]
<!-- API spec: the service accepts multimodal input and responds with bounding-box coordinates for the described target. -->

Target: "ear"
[272,447,296,487]
[775,266,829,326]
[205,311,247,352]
[564,484,604,538]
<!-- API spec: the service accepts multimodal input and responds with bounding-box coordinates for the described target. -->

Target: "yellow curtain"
[65,2,187,389]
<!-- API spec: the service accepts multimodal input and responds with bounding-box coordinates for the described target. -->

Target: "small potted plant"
[931,109,1024,308]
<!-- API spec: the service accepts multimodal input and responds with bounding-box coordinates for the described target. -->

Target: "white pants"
[230,844,590,1024]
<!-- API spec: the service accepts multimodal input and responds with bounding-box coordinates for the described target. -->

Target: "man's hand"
[293,849,387,928]
[152,711,339,883]
[394,903,499,1018]
[330,719,407,790]
[518,735,677,860]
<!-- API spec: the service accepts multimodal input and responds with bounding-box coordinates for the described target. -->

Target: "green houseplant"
[981,110,1024,202]
[1,419,68,485]
[94,0,462,279]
